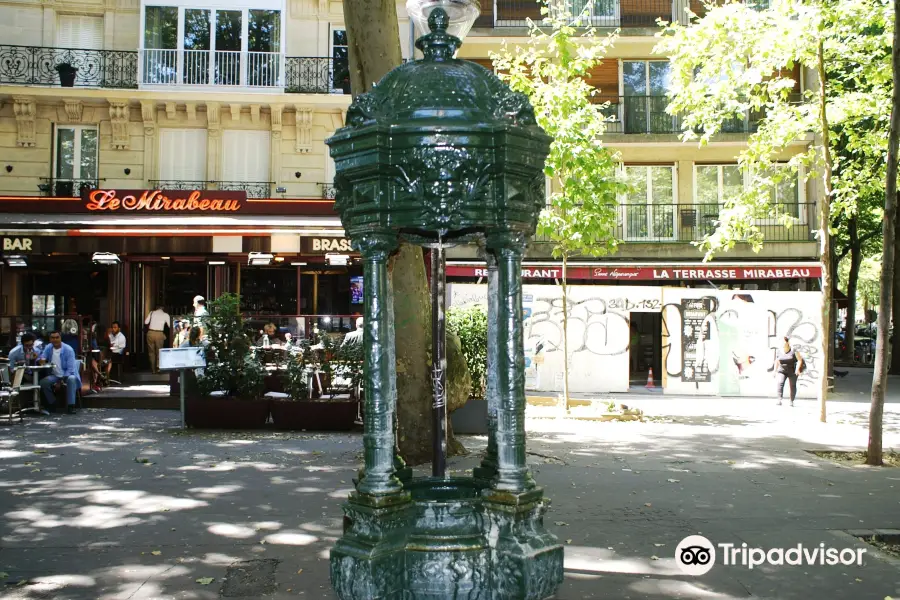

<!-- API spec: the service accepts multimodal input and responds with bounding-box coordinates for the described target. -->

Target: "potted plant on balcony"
[55,62,78,87]
[185,292,270,428]
[269,336,361,431]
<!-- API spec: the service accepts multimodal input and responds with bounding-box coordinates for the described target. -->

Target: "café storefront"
[0,187,361,362]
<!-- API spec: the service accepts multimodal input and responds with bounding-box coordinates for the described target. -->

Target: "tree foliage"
[492,0,627,259]
[656,0,891,257]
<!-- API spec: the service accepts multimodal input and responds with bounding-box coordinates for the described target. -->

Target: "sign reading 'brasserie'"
[84,189,247,213]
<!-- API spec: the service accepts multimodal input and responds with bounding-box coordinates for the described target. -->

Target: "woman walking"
[774,337,804,406]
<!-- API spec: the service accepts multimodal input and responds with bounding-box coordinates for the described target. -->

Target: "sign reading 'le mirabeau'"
[85,189,247,213]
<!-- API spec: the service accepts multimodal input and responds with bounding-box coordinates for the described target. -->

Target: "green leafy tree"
[492,0,627,406]
[656,0,892,423]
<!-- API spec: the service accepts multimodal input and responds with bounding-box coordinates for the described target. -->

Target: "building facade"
[0,0,824,394]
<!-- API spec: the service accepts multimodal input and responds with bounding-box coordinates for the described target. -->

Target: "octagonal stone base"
[330,478,563,600]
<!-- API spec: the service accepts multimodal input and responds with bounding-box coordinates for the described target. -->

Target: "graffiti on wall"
[448,284,824,398]
[662,290,823,398]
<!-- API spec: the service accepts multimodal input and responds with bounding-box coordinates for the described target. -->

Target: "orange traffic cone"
[645,367,655,389]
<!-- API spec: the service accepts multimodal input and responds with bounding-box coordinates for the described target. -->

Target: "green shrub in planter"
[447,305,488,399]
[283,343,310,401]
[334,338,364,397]
[197,293,264,398]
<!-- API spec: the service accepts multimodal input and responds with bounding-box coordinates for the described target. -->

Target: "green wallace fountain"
[327,1,564,597]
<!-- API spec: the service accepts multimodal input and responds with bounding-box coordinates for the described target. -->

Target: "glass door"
[622,166,676,241]
[214,10,243,86]
[183,8,211,84]
[248,9,281,87]
[54,125,98,197]
[623,61,674,134]
[143,6,178,84]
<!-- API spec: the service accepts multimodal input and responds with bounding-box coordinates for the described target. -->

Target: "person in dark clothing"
[773,336,804,406]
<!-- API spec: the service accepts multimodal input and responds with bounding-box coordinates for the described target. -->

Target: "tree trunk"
[343,0,402,95]
[844,217,860,362]
[891,199,900,374]
[343,0,468,465]
[816,40,833,423]
[867,0,900,466]
[561,253,570,411]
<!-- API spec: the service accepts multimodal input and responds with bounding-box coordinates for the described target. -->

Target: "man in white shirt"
[144,302,170,374]
[106,321,127,379]
[193,295,208,338]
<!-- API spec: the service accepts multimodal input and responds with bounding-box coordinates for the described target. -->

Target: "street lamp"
[327,3,563,599]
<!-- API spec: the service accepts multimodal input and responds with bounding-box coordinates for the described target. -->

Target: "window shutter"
[223,131,271,182]
[57,15,103,49]
[158,129,208,182]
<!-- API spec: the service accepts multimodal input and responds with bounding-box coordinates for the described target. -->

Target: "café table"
[21,364,52,415]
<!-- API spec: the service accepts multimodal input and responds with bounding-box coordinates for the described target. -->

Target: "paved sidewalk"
[0,395,899,598]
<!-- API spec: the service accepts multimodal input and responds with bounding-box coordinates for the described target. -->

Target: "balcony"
[476,0,700,29]
[536,203,817,244]
[149,180,273,198]
[140,49,284,88]
[39,178,101,197]
[0,46,137,88]
[476,0,771,29]
[0,45,349,95]
[597,96,766,135]
[320,183,338,199]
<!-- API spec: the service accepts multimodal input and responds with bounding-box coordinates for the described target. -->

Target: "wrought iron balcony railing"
[285,57,350,94]
[38,178,101,197]
[320,183,338,199]
[595,95,780,135]
[215,181,273,199]
[0,45,137,88]
[148,180,210,191]
[535,203,817,244]
[477,0,771,29]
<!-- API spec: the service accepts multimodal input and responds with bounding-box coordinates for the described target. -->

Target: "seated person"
[105,321,127,380]
[38,331,81,414]
[256,323,283,346]
[7,333,40,376]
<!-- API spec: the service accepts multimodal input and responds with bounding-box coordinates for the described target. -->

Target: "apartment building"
[0,0,824,396]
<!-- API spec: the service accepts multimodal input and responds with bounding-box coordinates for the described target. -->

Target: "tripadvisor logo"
[675,535,867,575]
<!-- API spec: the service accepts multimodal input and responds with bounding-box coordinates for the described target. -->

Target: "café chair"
[0,367,27,424]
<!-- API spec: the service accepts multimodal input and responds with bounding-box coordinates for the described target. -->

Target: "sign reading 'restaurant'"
[447,264,823,281]
[85,189,246,212]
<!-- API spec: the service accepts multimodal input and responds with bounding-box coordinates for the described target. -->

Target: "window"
[694,163,803,224]
[158,129,208,182]
[620,165,676,240]
[141,2,284,87]
[57,15,103,49]
[571,0,618,25]
[222,130,271,196]
[622,60,675,134]
[331,28,350,93]
[31,295,56,335]
[54,125,98,197]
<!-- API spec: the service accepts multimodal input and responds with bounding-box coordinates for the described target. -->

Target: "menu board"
[681,298,714,383]
[159,347,207,371]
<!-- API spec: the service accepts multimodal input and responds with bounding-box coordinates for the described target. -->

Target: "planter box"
[450,397,488,434]
[185,396,270,429]
[270,399,359,431]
